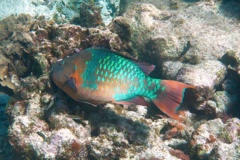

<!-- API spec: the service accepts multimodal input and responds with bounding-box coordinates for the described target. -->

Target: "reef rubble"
[0,0,240,159]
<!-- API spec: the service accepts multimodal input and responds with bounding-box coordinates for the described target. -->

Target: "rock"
[0,54,15,90]
[78,2,103,27]
[96,0,120,25]
[8,115,89,159]
[119,0,189,14]
[0,15,16,40]
[34,53,50,74]
[175,60,228,116]
[122,3,182,66]
[222,79,240,94]
[162,61,185,79]
[214,91,237,114]
[221,50,240,76]
[109,16,132,43]
[209,140,240,160]
[88,104,184,159]
[176,60,227,88]
[190,118,240,159]
[122,2,240,67]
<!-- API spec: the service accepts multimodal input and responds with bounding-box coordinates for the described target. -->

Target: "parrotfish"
[52,47,195,120]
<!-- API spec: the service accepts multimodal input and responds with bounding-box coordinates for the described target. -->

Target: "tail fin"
[152,80,195,121]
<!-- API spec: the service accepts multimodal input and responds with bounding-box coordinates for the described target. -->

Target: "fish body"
[52,47,195,120]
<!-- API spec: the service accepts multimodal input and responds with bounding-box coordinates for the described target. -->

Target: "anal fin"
[115,96,150,106]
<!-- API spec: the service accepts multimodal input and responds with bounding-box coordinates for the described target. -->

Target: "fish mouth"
[51,61,68,89]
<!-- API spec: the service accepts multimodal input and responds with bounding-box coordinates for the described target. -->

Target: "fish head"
[51,57,76,91]
[51,50,93,102]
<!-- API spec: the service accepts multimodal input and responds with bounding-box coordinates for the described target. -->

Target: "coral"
[190,118,240,159]
[175,60,229,118]
[96,0,121,25]
[0,14,33,91]
[217,113,232,123]
[221,50,240,76]
[176,60,227,88]
[214,91,237,114]
[0,12,132,92]
[0,0,83,24]
[0,54,15,90]
[192,87,217,116]
[169,148,190,160]
[161,121,185,140]
[8,105,90,159]
[162,61,185,79]
[3,13,136,159]
[78,2,103,27]
[109,16,132,43]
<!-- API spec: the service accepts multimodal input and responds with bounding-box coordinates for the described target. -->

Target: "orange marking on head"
[69,71,81,86]
[69,61,85,87]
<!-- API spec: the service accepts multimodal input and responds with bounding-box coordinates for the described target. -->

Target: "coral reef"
[96,0,121,25]
[78,2,104,27]
[0,0,121,26]
[0,0,84,23]
[0,11,134,159]
[109,16,132,43]
[0,0,240,159]
[190,118,240,159]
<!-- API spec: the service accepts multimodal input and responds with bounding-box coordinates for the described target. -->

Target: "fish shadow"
[70,102,150,146]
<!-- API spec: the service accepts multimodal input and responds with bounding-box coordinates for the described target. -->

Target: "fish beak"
[51,57,80,102]
[52,60,68,89]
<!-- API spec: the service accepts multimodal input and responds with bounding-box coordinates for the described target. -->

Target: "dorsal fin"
[132,61,155,75]
[87,47,155,75]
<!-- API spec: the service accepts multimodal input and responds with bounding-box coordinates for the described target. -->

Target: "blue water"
[0,93,12,159]
[0,93,10,105]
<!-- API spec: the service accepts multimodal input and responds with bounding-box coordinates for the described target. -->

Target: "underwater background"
[0,0,240,159]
